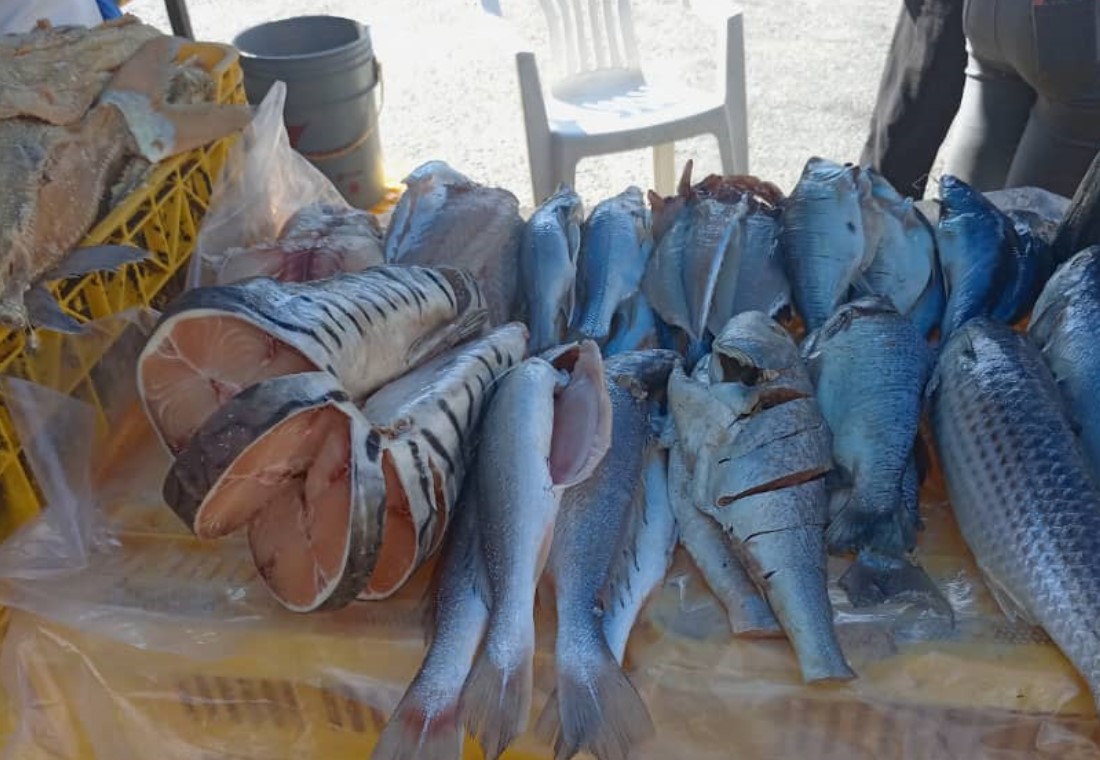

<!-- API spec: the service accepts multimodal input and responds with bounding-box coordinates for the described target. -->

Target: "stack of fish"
[131,152,1100,759]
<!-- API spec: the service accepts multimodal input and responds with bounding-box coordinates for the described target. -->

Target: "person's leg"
[1006,97,1100,198]
[860,0,967,198]
[940,51,1035,191]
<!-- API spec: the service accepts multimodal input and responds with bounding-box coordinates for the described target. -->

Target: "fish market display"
[802,297,934,557]
[137,264,486,453]
[461,341,612,760]
[930,318,1100,710]
[384,161,525,326]
[571,188,651,346]
[217,203,386,284]
[163,324,526,610]
[1029,245,1100,480]
[0,30,250,332]
[779,157,870,332]
[535,349,675,760]
[518,185,583,353]
[669,312,853,683]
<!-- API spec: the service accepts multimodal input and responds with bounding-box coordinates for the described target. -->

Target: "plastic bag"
[188,81,346,288]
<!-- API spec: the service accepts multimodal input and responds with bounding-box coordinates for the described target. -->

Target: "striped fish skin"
[779,157,869,332]
[138,264,487,454]
[162,324,526,612]
[930,318,1100,710]
[1029,246,1100,483]
[519,184,583,353]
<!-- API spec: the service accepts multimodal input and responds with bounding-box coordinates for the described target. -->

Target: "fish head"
[799,157,861,193]
[709,311,802,387]
[605,348,680,403]
[938,174,990,218]
[402,160,474,191]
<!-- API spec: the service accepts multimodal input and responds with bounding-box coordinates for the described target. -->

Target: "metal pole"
[165,0,194,39]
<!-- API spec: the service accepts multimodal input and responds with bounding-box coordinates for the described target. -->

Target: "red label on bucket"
[287,123,307,148]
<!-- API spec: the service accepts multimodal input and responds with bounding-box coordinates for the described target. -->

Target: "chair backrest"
[537,0,641,77]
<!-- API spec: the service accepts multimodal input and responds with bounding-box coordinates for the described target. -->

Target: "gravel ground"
[128,0,897,206]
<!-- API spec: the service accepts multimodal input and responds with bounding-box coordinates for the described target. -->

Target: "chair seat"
[546,76,724,143]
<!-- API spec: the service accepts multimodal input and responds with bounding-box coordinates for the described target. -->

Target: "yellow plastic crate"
[0,41,247,540]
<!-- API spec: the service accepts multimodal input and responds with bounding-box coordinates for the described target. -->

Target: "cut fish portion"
[138,264,487,453]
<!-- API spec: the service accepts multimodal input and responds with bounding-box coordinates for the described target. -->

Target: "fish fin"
[677,160,694,198]
[43,244,150,279]
[24,285,86,334]
[825,486,917,557]
[372,682,463,760]
[551,649,655,760]
[978,565,1039,627]
[460,650,532,760]
[838,551,954,622]
[549,341,612,488]
[533,687,562,748]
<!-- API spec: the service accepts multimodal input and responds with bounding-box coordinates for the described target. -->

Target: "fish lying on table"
[669,311,853,683]
[930,318,1100,711]
[517,184,583,353]
[461,341,612,760]
[137,264,487,454]
[163,324,527,612]
[385,160,525,326]
[535,349,677,760]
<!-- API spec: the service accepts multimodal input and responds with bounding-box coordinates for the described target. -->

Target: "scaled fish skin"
[930,318,1100,710]
[603,290,659,356]
[371,473,491,760]
[535,349,676,760]
[571,187,651,346]
[779,157,870,332]
[460,341,612,760]
[518,184,583,353]
[1029,245,1100,481]
[669,311,853,683]
[725,201,791,322]
[385,160,525,326]
[802,296,935,557]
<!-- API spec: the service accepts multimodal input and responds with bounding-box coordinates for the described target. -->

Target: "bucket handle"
[299,60,384,163]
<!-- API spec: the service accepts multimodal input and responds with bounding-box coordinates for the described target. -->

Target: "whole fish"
[667,441,781,637]
[857,170,940,332]
[536,350,676,760]
[572,187,651,345]
[725,202,791,321]
[461,341,612,760]
[602,442,679,663]
[163,324,527,611]
[371,473,490,760]
[802,297,935,557]
[930,318,1100,710]
[385,160,525,325]
[936,174,1015,339]
[518,184,583,353]
[779,158,870,331]
[669,312,853,682]
[138,264,487,453]
[603,291,659,357]
[990,210,1055,325]
[1029,245,1100,480]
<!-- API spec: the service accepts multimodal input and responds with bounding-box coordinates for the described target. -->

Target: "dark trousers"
[862,0,968,199]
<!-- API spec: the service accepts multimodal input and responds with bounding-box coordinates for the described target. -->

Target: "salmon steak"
[162,324,527,611]
[137,264,488,454]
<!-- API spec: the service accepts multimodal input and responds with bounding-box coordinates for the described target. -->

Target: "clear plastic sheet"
[0,317,1098,758]
[188,81,346,289]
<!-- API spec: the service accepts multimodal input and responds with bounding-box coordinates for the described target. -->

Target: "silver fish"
[930,318,1100,710]
[669,311,853,683]
[604,290,659,357]
[1028,246,1100,482]
[371,472,490,760]
[802,296,935,557]
[460,341,612,760]
[138,265,487,454]
[725,202,790,322]
[535,349,676,760]
[780,157,871,331]
[667,441,781,637]
[519,184,583,353]
[385,160,525,326]
[571,187,651,345]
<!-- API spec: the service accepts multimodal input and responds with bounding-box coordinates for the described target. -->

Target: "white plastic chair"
[503,0,749,205]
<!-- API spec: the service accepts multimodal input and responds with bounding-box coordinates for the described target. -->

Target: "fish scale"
[930,318,1100,709]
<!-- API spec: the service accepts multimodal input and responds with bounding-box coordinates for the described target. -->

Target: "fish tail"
[825,487,916,557]
[533,686,561,747]
[459,645,532,759]
[839,550,954,621]
[551,648,655,760]
[371,686,463,760]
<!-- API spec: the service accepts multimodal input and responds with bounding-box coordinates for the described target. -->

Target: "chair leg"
[553,148,579,197]
[716,129,736,176]
[653,142,676,196]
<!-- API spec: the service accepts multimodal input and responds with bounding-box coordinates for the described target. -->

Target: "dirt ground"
[129,0,900,206]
